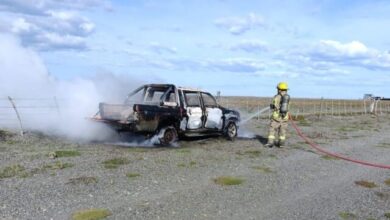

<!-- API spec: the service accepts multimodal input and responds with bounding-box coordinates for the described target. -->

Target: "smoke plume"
[0,34,147,141]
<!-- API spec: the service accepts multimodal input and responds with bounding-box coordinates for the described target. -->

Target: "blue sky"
[1,0,390,98]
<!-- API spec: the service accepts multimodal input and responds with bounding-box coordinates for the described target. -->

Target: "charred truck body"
[92,84,240,145]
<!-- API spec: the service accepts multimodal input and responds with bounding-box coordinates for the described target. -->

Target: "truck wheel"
[225,122,238,141]
[158,126,178,146]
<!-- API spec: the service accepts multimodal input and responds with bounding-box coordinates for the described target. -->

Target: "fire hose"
[289,114,390,169]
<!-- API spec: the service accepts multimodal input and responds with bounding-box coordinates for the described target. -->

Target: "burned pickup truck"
[92,84,240,145]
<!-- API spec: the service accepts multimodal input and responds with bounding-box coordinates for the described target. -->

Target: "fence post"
[363,100,366,115]
[7,96,24,136]
[324,99,327,116]
[337,100,340,116]
[350,101,353,116]
[339,100,342,116]
[331,100,334,116]
[343,100,347,115]
[374,100,378,115]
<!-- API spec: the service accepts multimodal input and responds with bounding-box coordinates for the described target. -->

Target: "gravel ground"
[1,114,390,220]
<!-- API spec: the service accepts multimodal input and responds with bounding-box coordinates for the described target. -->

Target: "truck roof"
[142,84,205,93]
[177,87,203,92]
[142,84,175,88]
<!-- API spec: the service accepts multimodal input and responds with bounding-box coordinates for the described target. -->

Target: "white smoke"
[0,34,147,141]
[0,34,55,97]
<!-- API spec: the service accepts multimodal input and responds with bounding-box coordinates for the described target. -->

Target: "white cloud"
[80,22,95,33]
[11,18,35,33]
[149,42,177,55]
[315,40,372,59]
[0,1,99,50]
[206,58,265,72]
[44,10,95,36]
[47,10,76,20]
[0,0,109,15]
[281,40,390,72]
[214,13,265,35]
[254,71,300,78]
[230,39,268,53]
[38,33,87,50]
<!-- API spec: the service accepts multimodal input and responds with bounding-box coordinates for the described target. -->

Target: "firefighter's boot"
[264,139,275,148]
[278,139,286,148]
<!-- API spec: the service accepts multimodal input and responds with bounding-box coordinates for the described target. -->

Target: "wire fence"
[218,96,390,119]
[1,96,389,136]
[0,97,61,136]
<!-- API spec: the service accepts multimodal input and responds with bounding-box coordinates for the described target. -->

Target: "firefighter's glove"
[270,104,275,110]
[281,113,286,118]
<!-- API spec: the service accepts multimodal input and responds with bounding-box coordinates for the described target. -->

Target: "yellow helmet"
[277,82,288,90]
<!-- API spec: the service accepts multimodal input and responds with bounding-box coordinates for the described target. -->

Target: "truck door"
[201,92,223,130]
[183,91,203,130]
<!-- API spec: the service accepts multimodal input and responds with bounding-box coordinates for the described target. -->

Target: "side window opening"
[125,86,146,105]
[145,90,164,102]
[202,93,217,107]
[143,87,171,104]
[165,91,176,102]
[184,92,201,107]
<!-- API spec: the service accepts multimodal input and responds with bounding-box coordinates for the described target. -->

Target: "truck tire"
[158,126,178,146]
[225,122,238,141]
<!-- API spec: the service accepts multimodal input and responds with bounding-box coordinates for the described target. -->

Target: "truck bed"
[98,103,134,122]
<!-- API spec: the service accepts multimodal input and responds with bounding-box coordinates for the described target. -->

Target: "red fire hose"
[289,115,390,169]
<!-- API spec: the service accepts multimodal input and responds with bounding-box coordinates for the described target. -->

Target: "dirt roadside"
[1,114,389,220]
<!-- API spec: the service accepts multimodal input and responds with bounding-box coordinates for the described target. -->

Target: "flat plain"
[1,111,390,220]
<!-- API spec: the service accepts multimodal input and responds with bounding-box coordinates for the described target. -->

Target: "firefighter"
[264,82,290,148]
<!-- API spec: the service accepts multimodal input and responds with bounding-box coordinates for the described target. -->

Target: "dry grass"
[0,129,14,140]
[67,176,98,185]
[71,208,111,220]
[236,150,262,158]
[0,164,26,179]
[102,158,130,169]
[321,155,339,160]
[376,143,390,148]
[175,148,191,154]
[338,211,357,219]
[127,147,148,153]
[126,173,141,178]
[54,150,80,158]
[43,161,74,170]
[375,191,390,200]
[354,180,378,188]
[177,161,197,168]
[337,125,363,132]
[385,178,390,186]
[213,176,244,186]
[291,115,312,126]
[251,166,274,173]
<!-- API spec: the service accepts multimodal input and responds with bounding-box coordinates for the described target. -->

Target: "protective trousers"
[267,119,288,143]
